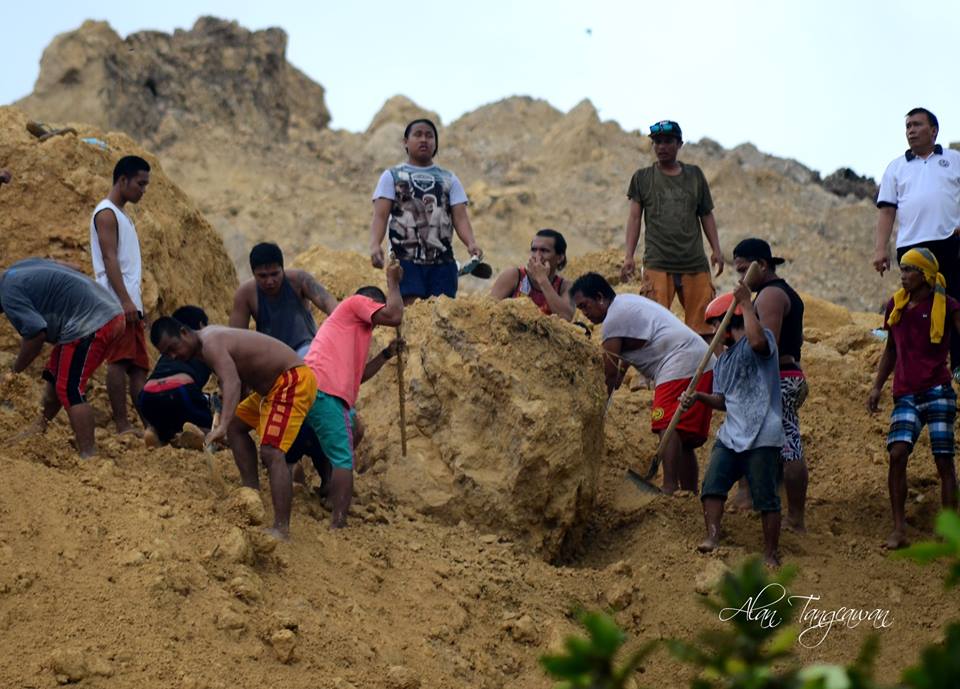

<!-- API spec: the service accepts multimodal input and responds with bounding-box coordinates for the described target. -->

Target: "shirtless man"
[151,320,317,540]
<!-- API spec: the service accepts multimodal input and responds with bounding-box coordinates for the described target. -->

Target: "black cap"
[733,238,785,266]
[648,120,682,140]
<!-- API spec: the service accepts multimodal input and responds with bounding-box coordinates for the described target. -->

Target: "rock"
[214,527,253,565]
[821,167,878,202]
[339,296,605,561]
[119,549,146,566]
[227,488,266,526]
[605,581,634,611]
[608,560,632,577]
[228,569,263,603]
[48,649,87,683]
[695,559,730,595]
[215,605,248,635]
[247,528,279,557]
[502,613,538,644]
[270,628,297,663]
[385,665,421,689]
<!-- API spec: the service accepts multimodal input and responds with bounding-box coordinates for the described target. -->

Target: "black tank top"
[756,278,804,362]
[255,276,317,353]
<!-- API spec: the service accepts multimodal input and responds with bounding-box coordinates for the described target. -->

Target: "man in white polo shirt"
[873,107,960,370]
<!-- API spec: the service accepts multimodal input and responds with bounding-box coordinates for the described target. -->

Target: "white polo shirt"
[877,144,960,248]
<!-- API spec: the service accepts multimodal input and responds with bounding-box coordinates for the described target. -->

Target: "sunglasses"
[649,121,677,134]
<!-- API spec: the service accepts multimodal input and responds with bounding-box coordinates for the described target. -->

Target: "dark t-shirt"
[884,294,960,397]
[627,163,714,273]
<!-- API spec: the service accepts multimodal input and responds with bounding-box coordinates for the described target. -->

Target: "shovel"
[627,262,761,493]
[458,255,493,279]
[203,397,228,497]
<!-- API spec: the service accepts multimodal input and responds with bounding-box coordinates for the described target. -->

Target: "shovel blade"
[626,467,661,494]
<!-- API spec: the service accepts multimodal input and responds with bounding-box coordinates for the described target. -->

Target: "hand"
[621,256,637,282]
[370,245,385,269]
[711,249,724,277]
[384,338,405,359]
[385,261,403,286]
[866,387,882,414]
[733,279,752,306]
[467,243,483,259]
[121,298,139,326]
[204,425,227,448]
[679,390,697,412]
[872,250,890,276]
[526,256,550,288]
[0,169,11,185]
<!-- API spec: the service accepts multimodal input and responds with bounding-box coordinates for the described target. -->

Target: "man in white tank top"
[90,155,151,436]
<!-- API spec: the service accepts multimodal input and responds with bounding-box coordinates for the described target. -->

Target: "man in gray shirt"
[680,280,785,567]
[1,258,124,457]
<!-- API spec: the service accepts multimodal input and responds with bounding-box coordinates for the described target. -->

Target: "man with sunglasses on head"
[621,120,723,339]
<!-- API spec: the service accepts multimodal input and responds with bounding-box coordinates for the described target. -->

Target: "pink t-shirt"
[304,295,384,407]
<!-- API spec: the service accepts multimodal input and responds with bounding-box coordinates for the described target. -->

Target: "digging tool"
[627,262,761,493]
[203,397,228,496]
[388,253,408,457]
[458,255,493,279]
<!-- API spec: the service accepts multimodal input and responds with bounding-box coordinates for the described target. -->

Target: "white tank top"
[90,198,143,312]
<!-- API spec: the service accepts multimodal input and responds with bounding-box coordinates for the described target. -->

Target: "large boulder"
[358,296,606,560]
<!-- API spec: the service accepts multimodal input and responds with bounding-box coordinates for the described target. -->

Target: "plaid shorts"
[780,372,808,462]
[888,384,957,456]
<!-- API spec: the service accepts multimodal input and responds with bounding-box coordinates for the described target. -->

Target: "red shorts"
[43,315,125,409]
[651,370,714,444]
[107,317,150,370]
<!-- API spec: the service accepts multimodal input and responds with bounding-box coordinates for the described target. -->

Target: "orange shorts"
[642,269,715,336]
[108,317,150,370]
[651,371,714,445]
[235,365,318,453]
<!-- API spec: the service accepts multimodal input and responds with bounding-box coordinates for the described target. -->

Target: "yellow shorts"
[235,365,317,453]
[642,268,716,336]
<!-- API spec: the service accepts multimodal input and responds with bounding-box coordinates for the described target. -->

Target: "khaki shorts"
[641,269,715,335]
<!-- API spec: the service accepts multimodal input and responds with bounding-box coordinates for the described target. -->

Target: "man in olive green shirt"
[621,120,723,336]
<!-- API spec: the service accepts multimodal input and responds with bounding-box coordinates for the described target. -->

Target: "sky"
[2,0,958,180]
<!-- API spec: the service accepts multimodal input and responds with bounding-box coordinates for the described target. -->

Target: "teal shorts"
[305,391,356,470]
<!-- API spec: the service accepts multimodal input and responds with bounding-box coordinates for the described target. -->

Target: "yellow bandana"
[887,248,947,343]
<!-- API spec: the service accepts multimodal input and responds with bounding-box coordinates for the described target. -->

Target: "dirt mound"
[293,246,385,300]
[821,167,879,201]
[15,18,897,312]
[356,296,605,560]
[0,106,237,351]
[17,17,329,147]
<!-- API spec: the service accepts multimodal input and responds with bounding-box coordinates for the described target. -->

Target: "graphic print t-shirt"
[372,163,468,265]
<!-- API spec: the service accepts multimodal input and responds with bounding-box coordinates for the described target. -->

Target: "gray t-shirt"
[0,258,121,343]
[713,329,784,452]
[602,293,714,386]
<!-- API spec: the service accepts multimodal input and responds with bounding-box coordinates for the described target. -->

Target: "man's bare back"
[197,326,301,395]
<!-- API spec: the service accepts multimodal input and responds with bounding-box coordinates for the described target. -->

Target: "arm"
[753,286,789,343]
[294,270,338,315]
[489,267,521,300]
[602,337,628,397]
[736,281,769,354]
[202,340,243,443]
[700,212,723,277]
[451,203,481,258]
[621,200,643,281]
[93,209,138,325]
[371,262,404,327]
[361,339,402,382]
[681,390,727,412]
[867,335,897,412]
[873,206,897,275]
[526,258,575,320]
[369,198,393,268]
[228,282,253,329]
[12,332,46,372]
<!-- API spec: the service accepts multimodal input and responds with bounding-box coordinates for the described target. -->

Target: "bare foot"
[117,425,144,439]
[173,423,205,451]
[144,427,160,449]
[263,526,290,541]
[330,515,347,530]
[764,552,782,569]
[883,530,908,550]
[697,536,719,553]
[785,515,807,533]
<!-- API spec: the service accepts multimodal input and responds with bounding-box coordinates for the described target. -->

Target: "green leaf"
[934,510,960,542]
[797,664,851,689]
[582,612,625,656]
[894,541,954,564]
[766,625,799,656]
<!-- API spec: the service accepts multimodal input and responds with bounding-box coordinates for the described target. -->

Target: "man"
[151,319,317,540]
[680,283,785,568]
[489,229,574,320]
[572,272,714,493]
[874,108,960,371]
[369,118,482,304]
[229,242,338,357]
[0,258,123,458]
[620,120,723,337]
[91,155,151,435]
[304,262,404,528]
[731,238,808,532]
[867,248,960,550]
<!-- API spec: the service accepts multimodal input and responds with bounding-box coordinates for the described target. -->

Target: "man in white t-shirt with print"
[874,107,960,370]
[572,272,715,494]
[91,155,151,436]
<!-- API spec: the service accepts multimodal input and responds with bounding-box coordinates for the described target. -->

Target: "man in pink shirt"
[304,262,404,528]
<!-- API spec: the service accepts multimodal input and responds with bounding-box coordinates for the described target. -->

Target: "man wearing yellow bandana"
[867,247,960,550]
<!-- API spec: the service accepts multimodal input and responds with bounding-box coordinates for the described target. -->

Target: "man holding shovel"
[571,272,715,494]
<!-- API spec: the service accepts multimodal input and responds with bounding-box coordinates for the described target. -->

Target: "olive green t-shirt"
[627,163,714,273]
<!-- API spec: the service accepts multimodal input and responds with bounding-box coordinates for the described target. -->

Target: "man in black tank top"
[732,239,809,532]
